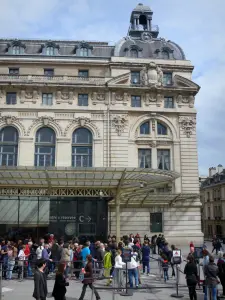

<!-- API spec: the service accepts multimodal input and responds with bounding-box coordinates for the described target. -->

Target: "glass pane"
[79,70,88,77]
[157,123,167,135]
[36,127,55,143]
[131,96,141,107]
[140,122,150,134]
[80,48,88,56]
[78,94,88,106]
[0,126,18,142]
[157,150,170,170]
[6,93,17,105]
[73,128,92,144]
[131,72,140,84]
[138,149,151,168]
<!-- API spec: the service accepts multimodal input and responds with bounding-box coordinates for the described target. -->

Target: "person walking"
[103,247,112,286]
[60,243,71,278]
[78,255,100,300]
[184,255,198,300]
[52,263,69,300]
[204,256,219,300]
[141,240,150,275]
[33,259,48,300]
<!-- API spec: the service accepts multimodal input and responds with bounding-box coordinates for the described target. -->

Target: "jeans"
[143,260,150,274]
[204,286,217,300]
[128,268,138,288]
[27,262,33,276]
[163,269,169,281]
[79,283,100,300]
[115,268,123,288]
[64,265,70,278]
[2,257,8,279]
[7,260,15,279]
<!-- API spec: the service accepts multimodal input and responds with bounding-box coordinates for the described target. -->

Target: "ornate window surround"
[41,41,60,56]
[7,40,26,55]
[124,45,143,58]
[75,42,93,57]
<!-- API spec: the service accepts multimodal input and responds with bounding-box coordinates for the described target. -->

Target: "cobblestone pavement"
[1,241,222,300]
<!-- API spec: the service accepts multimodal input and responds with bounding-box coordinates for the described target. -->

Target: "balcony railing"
[0,74,106,86]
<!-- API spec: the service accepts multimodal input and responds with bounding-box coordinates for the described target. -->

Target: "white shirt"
[115,255,125,269]
[18,250,26,261]
[36,246,44,259]
[127,257,138,270]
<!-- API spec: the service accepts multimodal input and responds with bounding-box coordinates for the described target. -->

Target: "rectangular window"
[150,213,163,233]
[6,92,17,105]
[78,94,88,106]
[44,68,54,77]
[131,71,140,84]
[208,207,211,219]
[157,149,170,170]
[138,149,151,168]
[207,192,210,201]
[131,95,141,107]
[9,68,19,75]
[163,72,173,86]
[164,97,174,108]
[42,93,53,106]
[78,70,89,78]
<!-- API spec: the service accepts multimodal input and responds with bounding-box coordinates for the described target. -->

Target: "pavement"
[1,241,222,300]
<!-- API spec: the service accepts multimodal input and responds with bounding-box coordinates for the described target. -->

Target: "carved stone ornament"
[76,117,91,127]
[0,115,26,136]
[156,93,163,107]
[0,89,6,98]
[64,117,100,138]
[26,116,63,136]
[111,115,128,136]
[91,92,107,105]
[179,116,196,138]
[141,62,163,87]
[56,90,74,104]
[20,89,39,104]
[112,92,129,106]
[145,93,156,106]
[141,32,152,41]
[189,95,195,108]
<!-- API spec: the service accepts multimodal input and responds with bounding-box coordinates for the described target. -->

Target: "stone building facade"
[0,3,202,244]
[201,165,225,238]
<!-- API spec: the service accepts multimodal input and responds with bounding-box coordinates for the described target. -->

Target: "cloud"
[0,0,224,174]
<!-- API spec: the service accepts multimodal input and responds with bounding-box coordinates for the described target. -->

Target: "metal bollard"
[0,262,2,300]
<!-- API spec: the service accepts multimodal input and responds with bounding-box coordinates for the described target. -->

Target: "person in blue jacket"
[81,242,90,266]
[141,240,150,275]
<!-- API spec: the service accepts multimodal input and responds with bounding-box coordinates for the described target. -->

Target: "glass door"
[150,212,163,233]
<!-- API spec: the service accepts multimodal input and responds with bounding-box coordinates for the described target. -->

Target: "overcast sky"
[0,0,224,175]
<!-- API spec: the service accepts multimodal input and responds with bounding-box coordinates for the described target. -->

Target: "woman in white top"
[18,245,27,279]
[114,249,125,289]
[36,243,44,259]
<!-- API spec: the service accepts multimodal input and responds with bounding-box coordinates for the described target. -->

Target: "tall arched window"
[72,128,92,167]
[130,49,138,58]
[0,126,18,166]
[35,127,56,167]
[80,47,88,57]
[140,122,150,134]
[157,122,167,135]
[46,46,54,56]
[162,50,169,59]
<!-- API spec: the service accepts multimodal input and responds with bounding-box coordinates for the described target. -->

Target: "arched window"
[0,126,18,166]
[12,46,23,55]
[130,49,138,58]
[162,50,169,59]
[80,47,88,57]
[72,128,92,167]
[157,122,167,135]
[46,46,54,56]
[35,127,56,167]
[140,122,150,134]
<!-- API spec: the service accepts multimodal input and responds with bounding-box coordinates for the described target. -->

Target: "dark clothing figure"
[33,270,48,300]
[78,261,100,300]
[142,245,150,274]
[52,273,69,300]
[184,262,198,300]
[217,258,225,296]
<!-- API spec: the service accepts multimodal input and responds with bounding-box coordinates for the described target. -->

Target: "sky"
[0,0,224,175]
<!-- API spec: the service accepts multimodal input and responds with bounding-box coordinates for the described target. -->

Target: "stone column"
[151,147,158,169]
[56,138,71,167]
[116,197,121,243]
[137,17,140,30]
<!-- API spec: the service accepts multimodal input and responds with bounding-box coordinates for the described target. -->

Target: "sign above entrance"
[79,216,91,223]
[50,215,92,223]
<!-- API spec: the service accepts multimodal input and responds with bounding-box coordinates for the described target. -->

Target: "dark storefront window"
[150,212,163,233]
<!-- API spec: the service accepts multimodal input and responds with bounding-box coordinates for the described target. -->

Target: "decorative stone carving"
[0,89,5,98]
[91,92,107,105]
[176,94,183,107]
[20,89,39,104]
[56,90,74,104]
[141,62,163,87]
[141,32,152,41]
[145,93,156,106]
[149,140,157,148]
[26,116,63,136]
[189,95,195,108]
[64,117,100,138]
[111,115,128,136]
[112,92,129,106]
[179,116,196,138]
[0,115,26,136]
[156,93,163,107]
[152,119,156,131]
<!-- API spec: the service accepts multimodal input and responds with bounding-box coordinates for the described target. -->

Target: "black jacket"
[33,270,48,300]
[184,262,198,284]
[52,273,69,299]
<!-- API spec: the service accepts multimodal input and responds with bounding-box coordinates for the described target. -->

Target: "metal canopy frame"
[0,166,198,206]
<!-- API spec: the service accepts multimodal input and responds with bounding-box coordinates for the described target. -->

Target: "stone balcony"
[0,74,106,86]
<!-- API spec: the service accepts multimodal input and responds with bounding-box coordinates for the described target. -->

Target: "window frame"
[130,49,138,58]
[78,70,89,78]
[12,46,23,55]
[162,51,170,59]
[42,93,53,106]
[9,68,19,75]
[138,148,151,168]
[44,68,54,77]
[157,149,171,171]
[78,94,89,107]
[0,126,18,167]
[80,47,88,57]
[72,128,93,167]
[46,46,55,56]
[140,121,150,135]
[131,95,141,107]
[131,71,140,84]
[6,92,17,105]
[163,72,173,86]
[164,96,174,108]
[157,122,168,135]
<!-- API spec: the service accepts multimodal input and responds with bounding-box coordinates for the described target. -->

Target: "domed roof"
[134,3,152,12]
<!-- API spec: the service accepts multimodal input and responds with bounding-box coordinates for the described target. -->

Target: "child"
[161,254,169,283]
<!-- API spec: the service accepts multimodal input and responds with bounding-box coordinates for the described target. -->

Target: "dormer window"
[46,47,54,56]
[7,40,26,55]
[129,45,142,58]
[42,42,59,56]
[162,50,169,59]
[75,42,93,57]
[12,46,23,55]
[80,47,88,57]
[130,49,138,58]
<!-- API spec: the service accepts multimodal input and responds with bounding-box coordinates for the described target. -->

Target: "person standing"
[33,259,48,300]
[78,255,100,300]
[81,242,90,266]
[114,249,125,289]
[103,247,112,286]
[127,253,139,289]
[1,240,8,279]
[7,244,17,280]
[52,263,69,300]
[217,252,225,296]
[204,256,219,300]
[184,255,198,300]
[60,243,71,279]
[141,240,150,275]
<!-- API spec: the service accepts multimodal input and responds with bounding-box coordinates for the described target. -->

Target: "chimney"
[209,167,216,177]
[217,164,223,173]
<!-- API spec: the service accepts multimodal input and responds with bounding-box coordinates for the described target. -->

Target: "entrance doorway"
[48,197,108,241]
[150,212,163,233]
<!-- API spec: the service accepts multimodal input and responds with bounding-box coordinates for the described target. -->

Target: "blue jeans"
[128,268,138,288]
[7,260,15,279]
[27,262,33,276]
[204,286,217,300]
[163,269,169,281]
[143,260,150,274]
